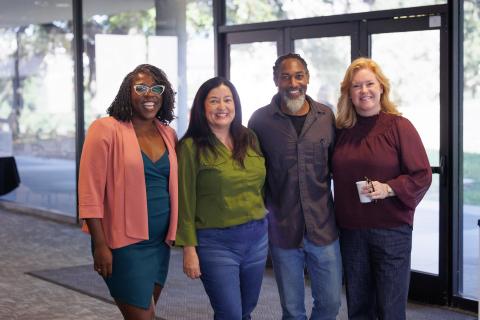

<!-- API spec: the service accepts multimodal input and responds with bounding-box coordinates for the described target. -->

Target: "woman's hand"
[85,218,112,278]
[183,246,201,279]
[366,181,394,200]
[93,244,112,278]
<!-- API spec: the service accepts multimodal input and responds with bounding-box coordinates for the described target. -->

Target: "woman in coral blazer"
[78,64,178,320]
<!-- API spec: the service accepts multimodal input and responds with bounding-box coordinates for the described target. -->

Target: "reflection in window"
[226,0,446,25]
[462,0,480,300]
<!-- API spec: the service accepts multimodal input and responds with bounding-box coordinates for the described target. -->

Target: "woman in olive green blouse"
[176,77,267,319]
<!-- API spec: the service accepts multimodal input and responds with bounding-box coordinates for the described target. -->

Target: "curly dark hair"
[180,76,260,167]
[106,64,175,124]
[272,53,309,82]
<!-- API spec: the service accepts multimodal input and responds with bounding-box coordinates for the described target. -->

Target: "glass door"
[224,5,451,306]
[229,41,278,123]
[226,30,281,124]
[368,14,448,304]
[290,23,355,111]
[226,24,355,124]
[286,14,448,305]
[372,30,441,275]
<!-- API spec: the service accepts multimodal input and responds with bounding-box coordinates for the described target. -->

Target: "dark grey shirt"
[248,94,338,248]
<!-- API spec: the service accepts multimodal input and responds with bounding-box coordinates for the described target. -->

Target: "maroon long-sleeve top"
[332,112,432,229]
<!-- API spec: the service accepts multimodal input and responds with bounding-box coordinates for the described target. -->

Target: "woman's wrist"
[183,246,196,254]
[386,184,395,197]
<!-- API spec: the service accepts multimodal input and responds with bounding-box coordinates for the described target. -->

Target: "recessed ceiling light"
[56,3,70,8]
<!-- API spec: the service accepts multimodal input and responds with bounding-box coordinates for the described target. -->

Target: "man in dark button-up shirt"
[248,53,341,320]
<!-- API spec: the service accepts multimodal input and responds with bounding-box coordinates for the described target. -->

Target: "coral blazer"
[78,116,178,249]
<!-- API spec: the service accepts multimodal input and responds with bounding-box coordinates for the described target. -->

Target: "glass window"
[372,30,440,275]
[461,0,480,300]
[229,42,277,124]
[0,2,76,216]
[185,0,215,134]
[83,0,214,136]
[226,0,446,25]
[294,36,351,111]
[0,0,214,217]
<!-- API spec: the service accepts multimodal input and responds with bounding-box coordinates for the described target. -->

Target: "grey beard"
[285,95,306,114]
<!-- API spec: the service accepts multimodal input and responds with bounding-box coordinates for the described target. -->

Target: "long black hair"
[180,76,259,166]
[106,64,175,124]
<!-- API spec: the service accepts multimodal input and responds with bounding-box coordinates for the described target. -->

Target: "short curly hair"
[106,64,175,124]
[272,53,309,82]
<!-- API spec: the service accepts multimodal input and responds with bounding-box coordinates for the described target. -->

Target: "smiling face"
[350,68,383,117]
[275,58,309,114]
[204,84,235,132]
[131,72,163,123]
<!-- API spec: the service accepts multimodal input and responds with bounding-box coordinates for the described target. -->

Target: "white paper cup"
[356,181,372,203]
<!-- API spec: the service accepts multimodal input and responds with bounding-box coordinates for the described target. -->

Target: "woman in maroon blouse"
[332,57,432,320]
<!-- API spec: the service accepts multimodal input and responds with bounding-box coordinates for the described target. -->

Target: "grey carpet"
[26,249,308,319]
[27,249,475,320]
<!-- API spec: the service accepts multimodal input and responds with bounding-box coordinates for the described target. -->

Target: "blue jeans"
[196,218,268,320]
[340,225,412,320]
[270,238,342,320]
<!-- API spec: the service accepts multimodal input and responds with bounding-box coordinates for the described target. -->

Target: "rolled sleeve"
[78,120,110,219]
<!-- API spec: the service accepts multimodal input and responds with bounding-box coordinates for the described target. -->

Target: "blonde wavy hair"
[336,57,400,129]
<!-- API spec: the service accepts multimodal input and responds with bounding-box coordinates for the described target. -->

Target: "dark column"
[73,0,84,224]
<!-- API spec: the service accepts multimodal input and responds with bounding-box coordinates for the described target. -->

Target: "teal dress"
[104,151,171,309]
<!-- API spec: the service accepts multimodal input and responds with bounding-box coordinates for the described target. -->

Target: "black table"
[0,156,20,195]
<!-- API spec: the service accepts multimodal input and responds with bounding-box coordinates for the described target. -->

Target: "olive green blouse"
[175,136,266,246]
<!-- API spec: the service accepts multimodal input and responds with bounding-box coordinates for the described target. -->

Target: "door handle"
[431,155,446,175]
[431,155,447,186]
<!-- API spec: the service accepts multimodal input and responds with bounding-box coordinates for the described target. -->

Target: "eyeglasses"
[133,84,165,96]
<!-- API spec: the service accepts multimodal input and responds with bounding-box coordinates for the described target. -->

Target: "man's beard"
[284,94,306,114]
